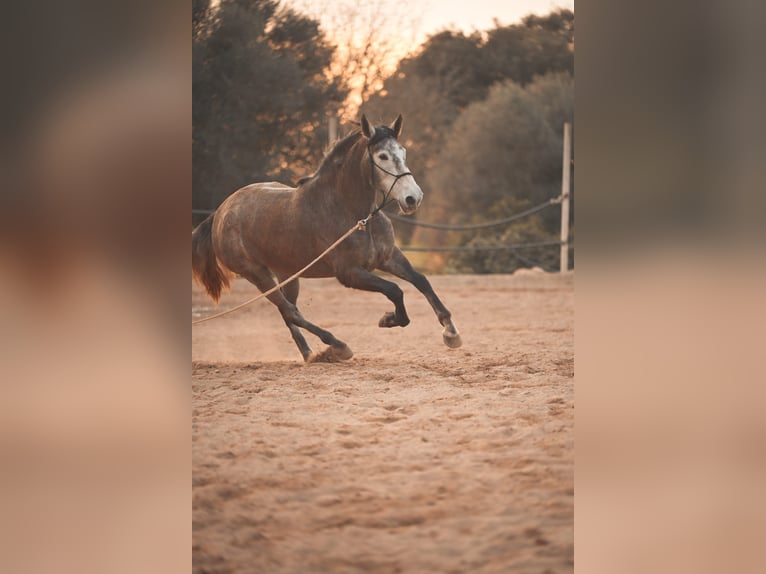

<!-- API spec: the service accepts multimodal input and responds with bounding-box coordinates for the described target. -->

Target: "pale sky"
[417,0,574,40]
[281,0,573,113]
[286,0,574,49]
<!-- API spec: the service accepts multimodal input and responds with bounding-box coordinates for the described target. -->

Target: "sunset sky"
[286,0,574,50]
[417,0,574,39]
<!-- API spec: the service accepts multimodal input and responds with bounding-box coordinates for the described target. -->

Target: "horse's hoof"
[307,344,353,363]
[378,312,398,328]
[378,312,409,328]
[443,330,463,348]
[333,344,354,361]
[307,349,335,363]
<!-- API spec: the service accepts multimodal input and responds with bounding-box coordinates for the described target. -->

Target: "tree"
[286,0,424,120]
[193,0,211,33]
[369,8,574,121]
[431,73,574,273]
[193,0,345,212]
[445,73,572,216]
[430,78,562,219]
[397,31,488,109]
[483,9,574,87]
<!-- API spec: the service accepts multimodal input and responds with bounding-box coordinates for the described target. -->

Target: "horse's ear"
[360,114,376,139]
[390,114,403,138]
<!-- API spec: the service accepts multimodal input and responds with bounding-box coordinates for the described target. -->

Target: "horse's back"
[223,181,295,205]
[217,181,296,223]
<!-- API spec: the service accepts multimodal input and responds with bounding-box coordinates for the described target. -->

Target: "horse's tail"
[192,213,232,303]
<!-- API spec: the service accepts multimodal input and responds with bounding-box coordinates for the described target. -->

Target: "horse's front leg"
[378,247,462,348]
[335,267,410,327]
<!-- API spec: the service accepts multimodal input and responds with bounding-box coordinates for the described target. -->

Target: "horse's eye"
[379,154,389,161]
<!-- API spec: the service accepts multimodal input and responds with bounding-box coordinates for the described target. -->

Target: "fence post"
[560,122,572,273]
[328,114,338,146]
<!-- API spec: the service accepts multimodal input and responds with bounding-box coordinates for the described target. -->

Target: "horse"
[192,114,461,362]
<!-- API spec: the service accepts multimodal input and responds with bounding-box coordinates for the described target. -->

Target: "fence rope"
[400,240,568,253]
[191,193,571,262]
[193,194,565,231]
[387,194,564,231]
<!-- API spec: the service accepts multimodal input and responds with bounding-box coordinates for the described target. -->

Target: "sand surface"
[192,272,573,573]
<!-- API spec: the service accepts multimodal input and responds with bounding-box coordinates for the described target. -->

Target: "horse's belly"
[266,249,336,279]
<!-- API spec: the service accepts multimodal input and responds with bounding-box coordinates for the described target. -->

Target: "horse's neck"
[339,151,375,217]
[304,147,374,221]
[298,140,376,224]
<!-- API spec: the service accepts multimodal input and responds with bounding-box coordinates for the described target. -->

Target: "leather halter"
[366,139,413,218]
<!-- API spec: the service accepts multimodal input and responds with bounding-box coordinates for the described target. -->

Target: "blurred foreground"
[577,0,766,571]
[1,1,189,572]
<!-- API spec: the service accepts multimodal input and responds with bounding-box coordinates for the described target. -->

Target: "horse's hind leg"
[277,277,313,361]
[378,247,462,348]
[240,267,353,362]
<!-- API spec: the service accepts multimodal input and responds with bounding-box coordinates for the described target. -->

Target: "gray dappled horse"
[192,115,461,362]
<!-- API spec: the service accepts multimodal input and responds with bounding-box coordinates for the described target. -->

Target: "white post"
[560,122,572,273]
[328,114,339,146]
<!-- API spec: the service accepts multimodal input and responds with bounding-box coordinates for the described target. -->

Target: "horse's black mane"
[297,125,397,186]
[319,130,363,172]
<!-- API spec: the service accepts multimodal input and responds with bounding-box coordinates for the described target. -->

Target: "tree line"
[193,1,574,272]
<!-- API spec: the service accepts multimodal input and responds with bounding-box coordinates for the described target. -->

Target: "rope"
[192,221,364,325]
[194,194,567,230]
[387,195,564,231]
[400,240,568,252]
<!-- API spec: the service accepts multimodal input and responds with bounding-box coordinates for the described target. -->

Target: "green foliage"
[366,8,573,118]
[193,0,345,210]
[427,72,573,274]
[193,0,211,33]
[483,10,574,87]
[445,216,560,274]
[433,73,572,222]
[399,31,488,108]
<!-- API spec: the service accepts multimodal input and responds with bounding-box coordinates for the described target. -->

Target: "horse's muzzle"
[399,198,419,214]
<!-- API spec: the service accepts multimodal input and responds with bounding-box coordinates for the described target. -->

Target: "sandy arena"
[192,271,573,573]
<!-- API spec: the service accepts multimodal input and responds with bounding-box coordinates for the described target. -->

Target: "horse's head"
[361,114,423,215]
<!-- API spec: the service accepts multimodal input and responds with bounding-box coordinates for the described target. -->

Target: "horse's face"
[370,138,423,215]
[362,115,423,215]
